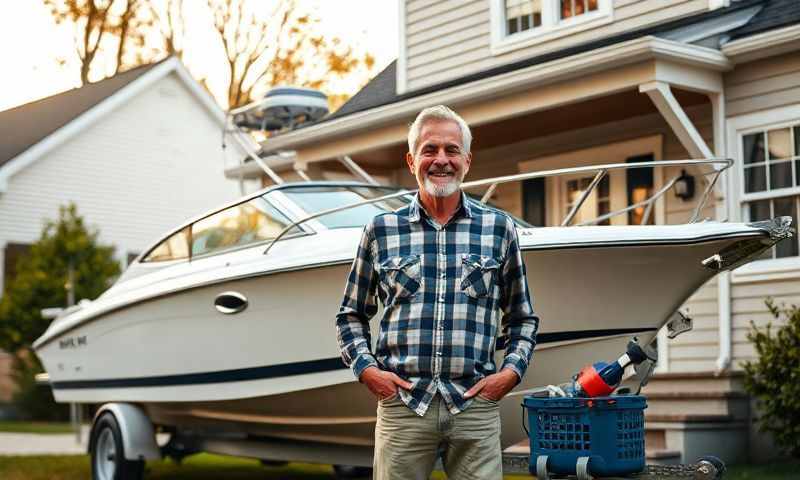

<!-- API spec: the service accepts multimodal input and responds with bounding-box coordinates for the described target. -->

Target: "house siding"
[0,72,243,274]
[730,278,800,368]
[725,52,800,117]
[403,0,711,92]
[722,52,800,371]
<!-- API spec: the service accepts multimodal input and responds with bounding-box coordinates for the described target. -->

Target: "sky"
[0,1,399,112]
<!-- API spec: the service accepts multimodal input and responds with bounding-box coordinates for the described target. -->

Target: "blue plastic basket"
[522,395,647,477]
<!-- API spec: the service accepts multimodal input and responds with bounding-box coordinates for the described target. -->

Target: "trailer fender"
[93,403,161,461]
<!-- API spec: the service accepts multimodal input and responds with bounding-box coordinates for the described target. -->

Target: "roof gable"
[0,57,227,192]
[0,60,165,169]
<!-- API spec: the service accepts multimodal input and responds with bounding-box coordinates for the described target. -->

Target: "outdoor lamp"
[674,169,695,201]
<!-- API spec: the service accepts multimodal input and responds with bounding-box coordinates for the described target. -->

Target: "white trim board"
[0,57,226,193]
[396,0,408,95]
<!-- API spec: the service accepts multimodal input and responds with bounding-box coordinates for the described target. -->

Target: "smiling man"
[336,105,539,479]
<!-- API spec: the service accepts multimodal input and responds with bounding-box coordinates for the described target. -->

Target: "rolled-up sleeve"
[336,222,380,379]
[499,222,539,380]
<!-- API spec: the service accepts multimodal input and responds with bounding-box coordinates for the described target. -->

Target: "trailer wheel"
[90,412,145,480]
[332,464,372,479]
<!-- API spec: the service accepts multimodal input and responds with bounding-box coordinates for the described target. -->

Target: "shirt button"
[440,272,446,278]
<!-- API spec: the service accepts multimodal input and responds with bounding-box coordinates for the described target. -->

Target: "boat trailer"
[500,453,726,480]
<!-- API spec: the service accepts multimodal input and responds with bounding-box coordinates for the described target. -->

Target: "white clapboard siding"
[403,0,710,92]
[725,52,800,117]
[0,72,243,269]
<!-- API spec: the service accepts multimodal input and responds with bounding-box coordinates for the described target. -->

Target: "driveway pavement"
[0,426,89,455]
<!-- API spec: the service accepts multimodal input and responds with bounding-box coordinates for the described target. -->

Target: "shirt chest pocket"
[379,255,421,303]
[460,254,501,299]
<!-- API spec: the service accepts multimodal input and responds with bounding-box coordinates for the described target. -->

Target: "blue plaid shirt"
[336,192,539,416]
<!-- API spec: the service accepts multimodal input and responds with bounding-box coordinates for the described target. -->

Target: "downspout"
[711,92,732,374]
[716,271,732,373]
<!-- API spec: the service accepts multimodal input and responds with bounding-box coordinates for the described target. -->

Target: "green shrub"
[742,299,800,458]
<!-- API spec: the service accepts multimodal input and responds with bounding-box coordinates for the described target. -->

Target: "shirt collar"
[408,190,473,223]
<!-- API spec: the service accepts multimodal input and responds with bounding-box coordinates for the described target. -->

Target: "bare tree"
[43,0,376,110]
[148,0,185,59]
[44,0,149,84]
[207,0,375,109]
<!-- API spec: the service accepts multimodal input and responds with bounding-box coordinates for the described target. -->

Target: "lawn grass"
[0,453,796,479]
[726,459,800,479]
[0,421,75,434]
[0,453,531,479]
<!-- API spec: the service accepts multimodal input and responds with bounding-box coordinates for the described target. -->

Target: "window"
[506,0,543,35]
[559,0,600,20]
[741,124,800,260]
[492,0,612,53]
[564,174,610,225]
[142,227,190,263]
[191,198,294,257]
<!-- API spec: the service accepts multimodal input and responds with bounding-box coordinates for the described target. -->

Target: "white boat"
[32,159,791,470]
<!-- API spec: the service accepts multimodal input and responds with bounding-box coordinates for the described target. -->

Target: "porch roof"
[307,0,796,131]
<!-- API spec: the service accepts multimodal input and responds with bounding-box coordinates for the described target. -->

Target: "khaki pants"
[373,395,502,480]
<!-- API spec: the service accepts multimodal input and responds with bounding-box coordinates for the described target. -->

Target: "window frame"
[562,173,613,225]
[736,121,800,265]
[729,104,800,282]
[738,122,800,203]
[489,0,614,55]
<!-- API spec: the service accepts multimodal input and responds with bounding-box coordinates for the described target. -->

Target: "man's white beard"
[423,175,461,197]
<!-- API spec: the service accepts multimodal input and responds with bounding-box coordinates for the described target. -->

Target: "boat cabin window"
[281,186,413,229]
[191,198,292,257]
[142,227,190,262]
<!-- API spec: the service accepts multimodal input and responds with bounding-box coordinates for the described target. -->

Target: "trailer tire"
[90,412,145,480]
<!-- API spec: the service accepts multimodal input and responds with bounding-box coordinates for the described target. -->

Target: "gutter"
[259,36,730,153]
[721,23,800,64]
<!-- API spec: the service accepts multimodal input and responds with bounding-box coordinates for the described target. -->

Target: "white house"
[0,57,253,403]
[227,0,800,465]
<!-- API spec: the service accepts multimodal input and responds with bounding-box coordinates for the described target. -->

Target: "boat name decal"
[59,336,87,350]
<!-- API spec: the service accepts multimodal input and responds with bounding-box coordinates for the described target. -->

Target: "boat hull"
[35,223,779,452]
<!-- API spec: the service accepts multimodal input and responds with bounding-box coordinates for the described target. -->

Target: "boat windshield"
[280,185,414,229]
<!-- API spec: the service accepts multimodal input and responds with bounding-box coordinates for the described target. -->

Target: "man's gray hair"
[407,105,472,155]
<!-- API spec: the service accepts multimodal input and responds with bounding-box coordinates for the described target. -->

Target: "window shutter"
[522,177,546,226]
[626,154,654,225]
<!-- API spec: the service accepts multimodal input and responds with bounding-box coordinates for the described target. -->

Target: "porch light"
[674,170,695,201]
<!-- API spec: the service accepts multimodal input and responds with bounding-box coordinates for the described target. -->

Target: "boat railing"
[263,158,733,254]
